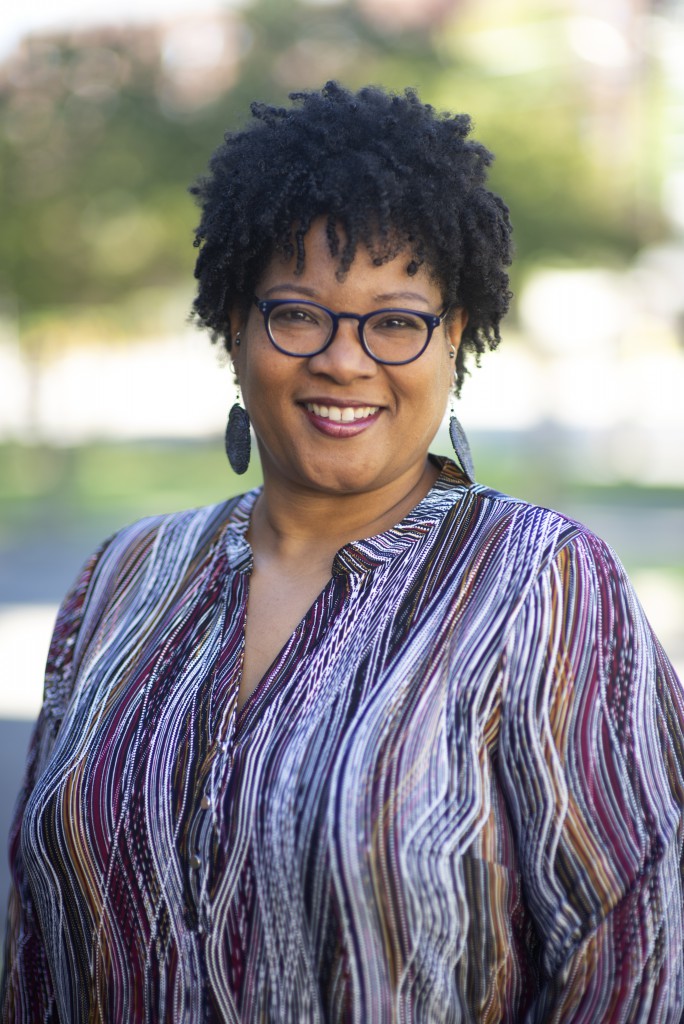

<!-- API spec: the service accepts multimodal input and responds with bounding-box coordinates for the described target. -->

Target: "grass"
[0,441,260,538]
[0,438,682,568]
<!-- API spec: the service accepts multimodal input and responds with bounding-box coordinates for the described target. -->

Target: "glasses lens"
[364,310,429,364]
[267,302,333,355]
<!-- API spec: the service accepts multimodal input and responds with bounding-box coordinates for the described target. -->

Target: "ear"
[231,332,245,387]
[228,306,247,377]
[446,307,468,354]
[228,306,245,344]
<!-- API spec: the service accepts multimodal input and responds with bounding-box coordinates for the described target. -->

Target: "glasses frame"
[253,296,448,366]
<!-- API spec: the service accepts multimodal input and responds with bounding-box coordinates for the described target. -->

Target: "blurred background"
[0,0,683,926]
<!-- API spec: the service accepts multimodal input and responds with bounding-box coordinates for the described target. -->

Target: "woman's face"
[233,220,466,500]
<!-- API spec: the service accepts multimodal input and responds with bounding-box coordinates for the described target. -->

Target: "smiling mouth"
[304,402,380,422]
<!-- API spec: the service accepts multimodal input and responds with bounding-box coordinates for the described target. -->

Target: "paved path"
[0,720,33,937]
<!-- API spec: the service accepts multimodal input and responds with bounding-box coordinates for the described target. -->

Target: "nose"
[307,314,377,381]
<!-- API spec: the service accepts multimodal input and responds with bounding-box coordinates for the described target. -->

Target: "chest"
[238,560,333,710]
[27,556,505,878]
[22,537,526,1019]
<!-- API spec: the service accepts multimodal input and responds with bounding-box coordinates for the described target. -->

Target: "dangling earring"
[225,333,251,474]
[449,408,475,483]
[447,347,475,483]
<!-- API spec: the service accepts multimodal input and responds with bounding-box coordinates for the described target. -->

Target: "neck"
[248,458,440,564]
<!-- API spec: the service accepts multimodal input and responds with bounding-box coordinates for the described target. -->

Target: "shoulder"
[398,465,633,662]
[436,470,615,586]
[432,470,648,659]
[465,489,652,677]
[105,491,248,553]
[93,491,253,581]
[40,493,255,731]
[62,490,256,636]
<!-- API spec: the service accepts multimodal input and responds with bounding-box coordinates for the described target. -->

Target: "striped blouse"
[2,458,684,1022]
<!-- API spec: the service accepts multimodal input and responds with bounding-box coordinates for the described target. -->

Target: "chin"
[305,471,375,496]
[294,457,384,496]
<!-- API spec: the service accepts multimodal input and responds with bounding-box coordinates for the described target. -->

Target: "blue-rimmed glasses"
[254,296,448,366]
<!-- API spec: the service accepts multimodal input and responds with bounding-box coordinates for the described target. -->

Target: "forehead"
[257,219,440,299]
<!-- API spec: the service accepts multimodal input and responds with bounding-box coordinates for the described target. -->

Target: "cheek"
[239,348,296,430]
[235,333,272,392]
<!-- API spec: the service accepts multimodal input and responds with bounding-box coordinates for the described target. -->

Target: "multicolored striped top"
[3,458,684,1022]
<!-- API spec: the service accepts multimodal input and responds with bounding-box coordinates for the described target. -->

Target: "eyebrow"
[374,291,431,307]
[260,285,318,299]
[260,284,432,307]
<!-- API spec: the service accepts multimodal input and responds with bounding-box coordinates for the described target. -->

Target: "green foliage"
[0,0,666,334]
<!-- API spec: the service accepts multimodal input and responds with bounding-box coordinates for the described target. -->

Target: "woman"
[2,82,683,1023]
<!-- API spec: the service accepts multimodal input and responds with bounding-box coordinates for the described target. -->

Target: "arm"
[1,543,110,1023]
[498,531,684,1022]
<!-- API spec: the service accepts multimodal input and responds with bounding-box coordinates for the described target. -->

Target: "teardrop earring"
[449,409,475,484]
[224,333,251,475]
[448,374,475,484]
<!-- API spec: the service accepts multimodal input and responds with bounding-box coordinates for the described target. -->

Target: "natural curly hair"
[190,81,513,393]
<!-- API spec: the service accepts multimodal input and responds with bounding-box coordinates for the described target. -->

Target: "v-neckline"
[219,456,471,738]
[233,570,343,738]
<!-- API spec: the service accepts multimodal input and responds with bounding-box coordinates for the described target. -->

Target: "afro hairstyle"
[190,81,513,393]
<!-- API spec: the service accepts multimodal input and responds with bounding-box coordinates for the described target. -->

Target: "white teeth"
[306,403,379,422]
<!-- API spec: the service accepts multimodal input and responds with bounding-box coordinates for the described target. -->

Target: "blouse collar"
[221,457,471,577]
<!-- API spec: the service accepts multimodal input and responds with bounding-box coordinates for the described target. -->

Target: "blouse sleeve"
[498,530,684,1022]
[1,541,110,1023]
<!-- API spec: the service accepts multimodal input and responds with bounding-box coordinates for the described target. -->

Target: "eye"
[370,311,425,332]
[270,303,325,327]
